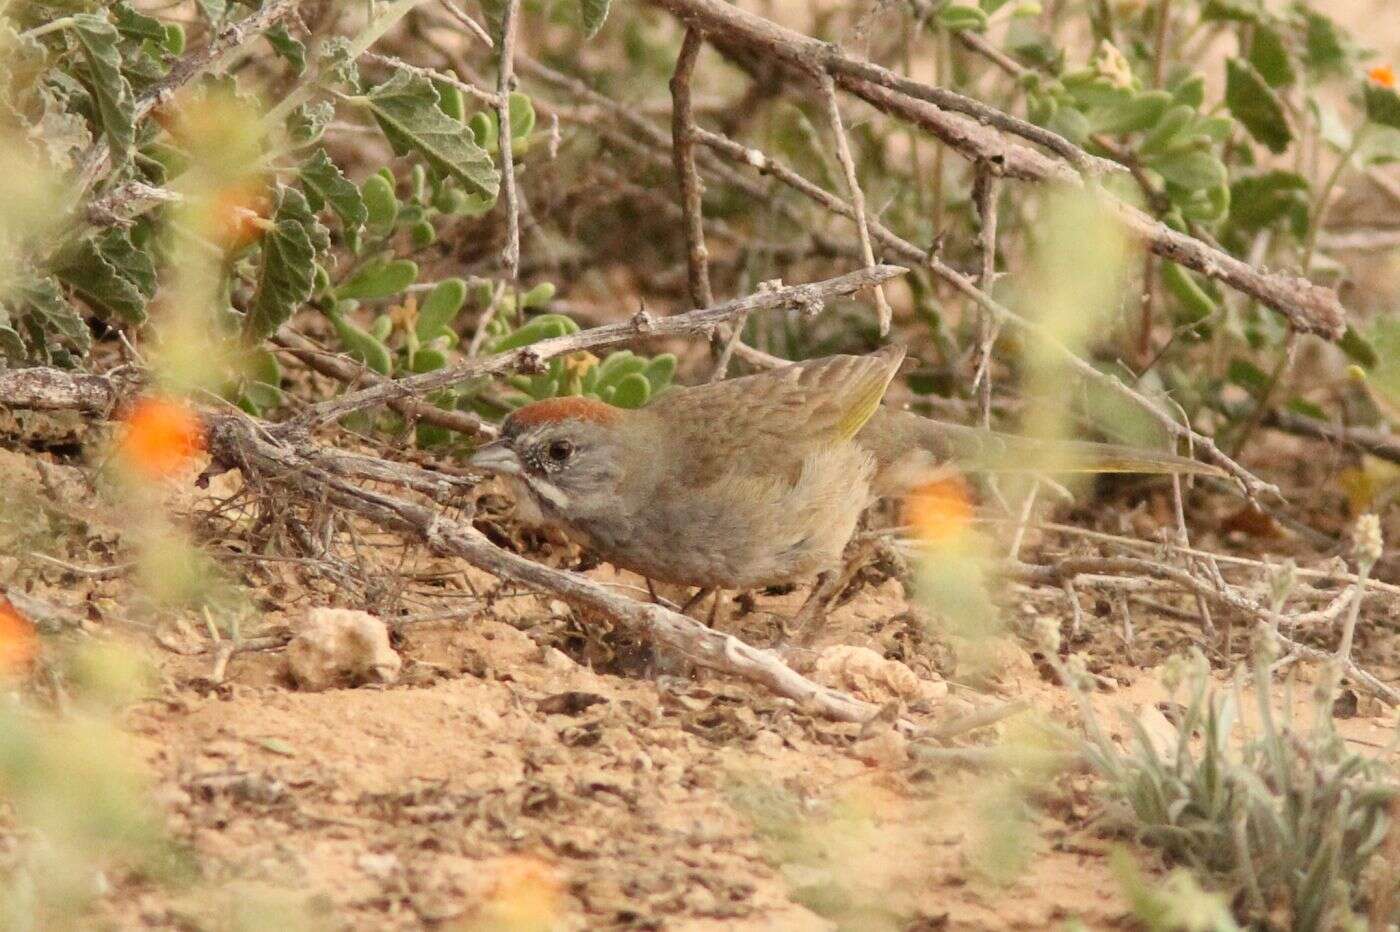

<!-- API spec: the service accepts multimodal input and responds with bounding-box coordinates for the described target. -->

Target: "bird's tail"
[860,408,1225,494]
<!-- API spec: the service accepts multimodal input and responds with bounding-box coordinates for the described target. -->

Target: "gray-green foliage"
[0,0,573,373]
[1080,648,1398,929]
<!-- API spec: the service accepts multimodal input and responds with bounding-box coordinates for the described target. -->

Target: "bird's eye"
[547,439,574,463]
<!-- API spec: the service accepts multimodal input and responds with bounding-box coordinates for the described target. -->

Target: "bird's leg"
[781,538,881,647]
[706,590,727,628]
[646,578,659,602]
[780,572,842,647]
[680,587,714,617]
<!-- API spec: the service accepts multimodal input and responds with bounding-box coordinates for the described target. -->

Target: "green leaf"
[1339,325,1378,369]
[246,193,317,342]
[579,0,610,37]
[1227,357,1270,396]
[521,282,554,309]
[55,229,155,324]
[369,314,393,342]
[1228,171,1309,237]
[409,220,435,248]
[416,278,467,341]
[1364,83,1400,132]
[1153,149,1227,191]
[72,13,135,161]
[272,186,330,255]
[20,278,92,356]
[1089,89,1172,135]
[643,353,676,392]
[488,313,578,352]
[162,23,185,55]
[410,347,448,373]
[609,372,650,408]
[938,3,989,31]
[113,3,168,43]
[328,307,393,375]
[1178,182,1230,223]
[1225,60,1291,153]
[505,91,535,153]
[289,100,333,145]
[1171,75,1205,109]
[1248,25,1295,88]
[1138,104,1195,157]
[434,81,464,121]
[1200,0,1262,21]
[0,317,24,360]
[1160,262,1216,327]
[265,24,306,76]
[1285,397,1327,421]
[361,173,398,238]
[239,349,284,412]
[596,351,645,387]
[1302,11,1349,77]
[335,259,418,301]
[300,149,367,234]
[362,71,500,199]
[317,35,359,88]
[1368,316,1400,409]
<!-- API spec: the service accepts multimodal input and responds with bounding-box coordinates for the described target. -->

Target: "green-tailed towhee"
[468,344,1219,595]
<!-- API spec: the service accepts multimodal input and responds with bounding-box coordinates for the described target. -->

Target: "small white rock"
[286,608,402,691]
[811,644,947,704]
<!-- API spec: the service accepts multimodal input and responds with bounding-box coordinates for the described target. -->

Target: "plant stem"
[21,16,75,40]
[1301,123,1369,274]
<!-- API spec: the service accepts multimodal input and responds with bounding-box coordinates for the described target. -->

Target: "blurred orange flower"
[478,855,564,931]
[0,597,38,674]
[903,474,974,544]
[118,397,206,479]
[210,179,272,252]
[1369,65,1397,89]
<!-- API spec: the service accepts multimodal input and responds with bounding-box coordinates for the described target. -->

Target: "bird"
[468,344,1220,629]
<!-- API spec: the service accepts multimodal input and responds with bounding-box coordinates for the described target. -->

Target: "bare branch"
[817,72,893,336]
[272,331,497,439]
[0,366,125,413]
[1264,409,1400,465]
[692,124,1273,496]
[288,266,906,427]
[644,0,1348,339]
[494,0,522,281]
[670,28,714,311]
[438,0,495,47]
[970,166,1001,427]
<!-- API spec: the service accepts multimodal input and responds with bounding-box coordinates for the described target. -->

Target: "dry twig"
[670,28,714,311]
[817,72,893,335]
[645,0,1348,339]
[288,266,905,426]
[494,0,522,282]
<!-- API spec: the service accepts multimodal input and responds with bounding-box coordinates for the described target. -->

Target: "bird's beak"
[468,441,522,477]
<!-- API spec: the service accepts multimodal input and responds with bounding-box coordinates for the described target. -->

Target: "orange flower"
[479,855,564,930]
[118,397,206,479]
[209,179,272,252]
[1369,64,1397,89]
[0,597,38,674]
[902,474,974,544]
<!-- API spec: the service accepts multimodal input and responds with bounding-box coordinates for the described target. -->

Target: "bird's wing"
[646,345,905,486]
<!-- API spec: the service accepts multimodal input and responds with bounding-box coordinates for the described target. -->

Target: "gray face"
[469,417,624,521]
